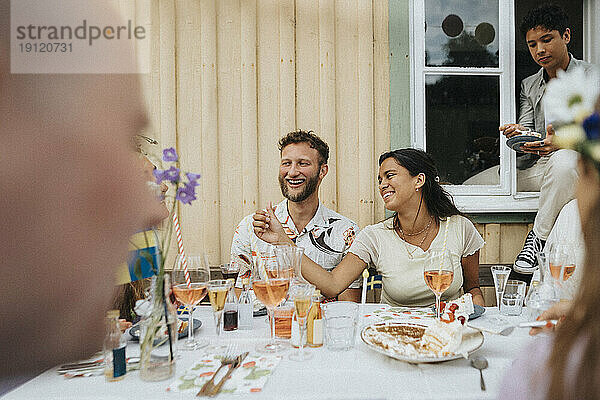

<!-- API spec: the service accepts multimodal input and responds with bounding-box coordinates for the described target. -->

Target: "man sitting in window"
[500,4,593,273]
[230,130,361,301]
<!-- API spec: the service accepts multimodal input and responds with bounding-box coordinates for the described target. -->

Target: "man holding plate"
[499,5,593,273]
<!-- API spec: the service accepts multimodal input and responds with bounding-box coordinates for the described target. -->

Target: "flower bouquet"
[136,147,201,381]
[544,67,600,167]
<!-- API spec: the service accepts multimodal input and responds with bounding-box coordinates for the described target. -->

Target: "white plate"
[360,322,484,363]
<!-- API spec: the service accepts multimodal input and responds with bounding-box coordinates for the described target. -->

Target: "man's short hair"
[278,130,329,165]
[520,4,569,38]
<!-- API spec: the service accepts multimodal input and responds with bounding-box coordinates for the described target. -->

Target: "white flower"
[544,67,600,125]
[554,123,586,150]
[588,142,600,162]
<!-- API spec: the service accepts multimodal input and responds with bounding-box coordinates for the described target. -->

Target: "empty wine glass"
[490,265,511,310]
[171,255,210,350]
[274,245,305,284]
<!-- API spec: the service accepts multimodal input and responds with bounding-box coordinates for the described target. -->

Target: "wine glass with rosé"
[171,255,210,350]
[252,248,291,353]
[424,249,454,319]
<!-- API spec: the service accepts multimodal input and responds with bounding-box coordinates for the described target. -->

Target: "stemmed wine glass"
[548,243,577,284]
[206,279,232,347]
[252,247,291,353]
[288,283,315,361]
[423,249,454,319]
[274,245,304,284]
[171,255,210,350]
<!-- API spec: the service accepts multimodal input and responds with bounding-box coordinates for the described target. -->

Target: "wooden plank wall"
[474,223,532,265]
[134,0,390,265]
[129,1,532,273]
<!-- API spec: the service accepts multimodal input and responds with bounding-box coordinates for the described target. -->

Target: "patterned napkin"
[167,353,282,394]
[363,306,435,324]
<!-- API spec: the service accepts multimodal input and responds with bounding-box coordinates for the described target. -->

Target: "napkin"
[467,313,518,335]
[167,352,282,394]
[363,306,435,324]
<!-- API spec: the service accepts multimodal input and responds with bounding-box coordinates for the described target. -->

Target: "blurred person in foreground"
[0,0,165,392]
[498,96,600,398]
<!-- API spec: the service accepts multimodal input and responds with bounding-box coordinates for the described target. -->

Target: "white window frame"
[409,0,596,212]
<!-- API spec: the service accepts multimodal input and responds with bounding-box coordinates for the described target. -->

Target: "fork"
[196,344,237,396]
[208,352,249,397]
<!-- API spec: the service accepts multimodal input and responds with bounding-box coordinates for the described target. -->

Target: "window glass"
[425,75,500,185]
[425,0,499,67]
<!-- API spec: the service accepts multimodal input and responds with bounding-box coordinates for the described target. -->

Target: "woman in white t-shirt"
[253,148,485,306]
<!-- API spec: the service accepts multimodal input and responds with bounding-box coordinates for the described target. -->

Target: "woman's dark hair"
[378,148,463,224]
[520,4,569,38]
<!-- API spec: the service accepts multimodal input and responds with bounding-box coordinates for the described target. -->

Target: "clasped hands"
[499,123,559,156]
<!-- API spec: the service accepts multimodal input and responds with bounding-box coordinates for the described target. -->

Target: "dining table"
[2,304,536,400]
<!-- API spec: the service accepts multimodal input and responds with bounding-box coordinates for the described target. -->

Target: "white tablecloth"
[2,305,534,400]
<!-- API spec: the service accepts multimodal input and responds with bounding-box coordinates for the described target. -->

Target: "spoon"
[470,356,488,391]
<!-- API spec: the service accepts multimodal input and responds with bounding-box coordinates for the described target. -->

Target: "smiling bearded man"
[231,130,362,301]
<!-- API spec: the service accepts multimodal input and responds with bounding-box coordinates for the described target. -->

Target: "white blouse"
[349,215,484,306]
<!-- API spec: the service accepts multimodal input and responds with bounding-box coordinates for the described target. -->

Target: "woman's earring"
[415,188,419,192]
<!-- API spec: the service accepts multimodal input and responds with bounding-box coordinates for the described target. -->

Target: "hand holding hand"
[521,124,559,156]
[252,203,292,245]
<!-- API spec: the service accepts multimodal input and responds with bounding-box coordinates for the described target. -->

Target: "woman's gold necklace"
[398,217,434,259]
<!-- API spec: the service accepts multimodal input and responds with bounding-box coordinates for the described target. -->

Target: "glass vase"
[139,275,177,381]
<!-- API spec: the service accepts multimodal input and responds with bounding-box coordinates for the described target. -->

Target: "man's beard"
[279,172,320,202]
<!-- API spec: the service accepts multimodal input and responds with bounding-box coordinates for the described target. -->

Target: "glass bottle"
[525,252,560,319]
[238,278,253,330]
[306,290,323,347]
[223,278,238,331]
[103,309,127,381]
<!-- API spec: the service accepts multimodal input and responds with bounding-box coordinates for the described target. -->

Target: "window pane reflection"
[425,0,499,67]
[425,75,500,185]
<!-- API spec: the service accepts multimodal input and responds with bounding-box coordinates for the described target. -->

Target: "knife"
[208,352,249,397]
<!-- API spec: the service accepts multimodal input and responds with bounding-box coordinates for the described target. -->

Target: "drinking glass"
[500,280,526,316]
[275,245,305,284]
[206,279,232,337]
[288,283,315,361]
[548,243,576,284]
[490,265,511,309]
[219,262,240,281]
[525,252,560,319]
[171,255,210,350]
[423,249,454,319]
[252,248,291,353]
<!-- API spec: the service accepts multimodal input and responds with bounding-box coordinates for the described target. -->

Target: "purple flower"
[176,183,197,205]
[583,112,600,141]
[163,166,181,182]
[153,169,166,183]
[162,147,179,162]
[186,172,201,186]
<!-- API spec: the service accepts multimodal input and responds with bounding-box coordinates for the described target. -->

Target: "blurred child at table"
[498,97,600,399]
